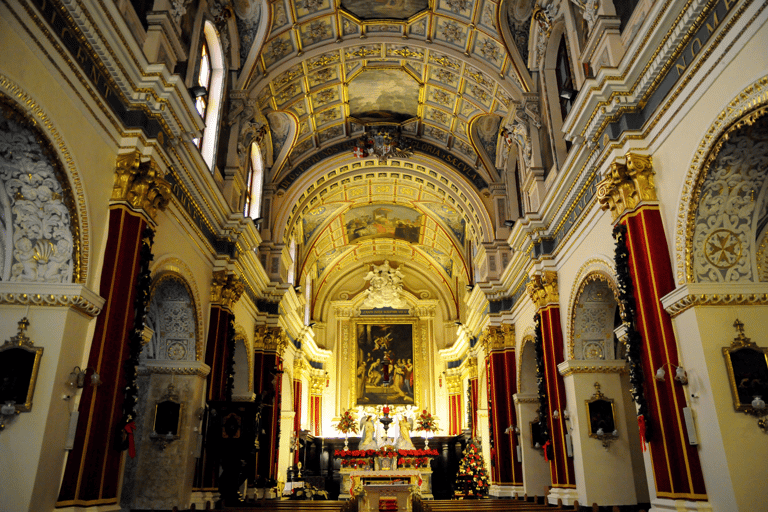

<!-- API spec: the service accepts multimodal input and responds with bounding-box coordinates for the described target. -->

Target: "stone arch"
[0,80,87,283]
[686,108,768,283]
[143,273,200,362]
[149,257,205,360]
[566,257,621,359]
[517,333,537,395]
[568,271,621,361]
[675,75,768,284]
[233,323,253,394]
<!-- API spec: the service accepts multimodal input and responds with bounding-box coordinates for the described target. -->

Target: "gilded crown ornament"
[112,151,172,222]
[597,153,657,221]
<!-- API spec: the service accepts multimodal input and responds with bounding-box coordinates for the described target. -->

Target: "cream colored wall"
[671,305,768,512]
[0,303,100,512]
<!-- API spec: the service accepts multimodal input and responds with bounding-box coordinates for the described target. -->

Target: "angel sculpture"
[359,415,378,450]
[395,414,415,450]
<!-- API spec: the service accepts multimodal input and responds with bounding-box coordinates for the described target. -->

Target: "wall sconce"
[67,366,102,389]
[594,428,619,449]
[655,363,688,385]
[0,401,19,432]
[325,371,330,387]
[552,409,560,420]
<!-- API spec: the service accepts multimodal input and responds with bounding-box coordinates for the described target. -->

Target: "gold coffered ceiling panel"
[251,0,531,177]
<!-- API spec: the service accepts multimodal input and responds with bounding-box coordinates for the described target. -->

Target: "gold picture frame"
[585,383,616,438]
[353,317,419,407]
[152,383,183,438]
[722,319,768,412]
[0,318,43,413]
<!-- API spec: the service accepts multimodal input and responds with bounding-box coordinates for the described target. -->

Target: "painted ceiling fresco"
[249,0,533,181]
[348,68,420,124]
[340,0,429,20]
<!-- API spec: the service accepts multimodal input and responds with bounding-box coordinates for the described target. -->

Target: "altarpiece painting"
[356,322,415,405]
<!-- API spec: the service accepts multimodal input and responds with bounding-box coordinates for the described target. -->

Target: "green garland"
[533,313,550,446]
[120,227,155,439]
[225,318,236,401]
[613,224,652,441]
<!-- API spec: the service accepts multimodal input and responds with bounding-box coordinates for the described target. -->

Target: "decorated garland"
[533,313,550,450]
[119,227,155,456]
[613,224,652,443]
[224,318,236,401]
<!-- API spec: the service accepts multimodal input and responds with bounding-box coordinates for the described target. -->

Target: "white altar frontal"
[342,469,432,501]
[360,483,413,512]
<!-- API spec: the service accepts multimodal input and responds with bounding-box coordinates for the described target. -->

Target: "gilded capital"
[484,324,515,351]
[255,326,288,356]
[596,152,657,221]
[526,270,559,309]
[112,151,172,222]
[210,270,245,310]
[446,373,462,394]
[310,375,326,395]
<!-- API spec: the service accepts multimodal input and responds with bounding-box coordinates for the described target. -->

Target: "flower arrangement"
[378,446,397,458]
[415,410,439,433]
[335,449,438,458]
[336,409,358,435]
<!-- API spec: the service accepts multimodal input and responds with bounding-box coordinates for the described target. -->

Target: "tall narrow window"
[195,21,225,170]
[195,40,211,125]
[243,143,264,219]
[287,238,296,285]
[555,37,576,121]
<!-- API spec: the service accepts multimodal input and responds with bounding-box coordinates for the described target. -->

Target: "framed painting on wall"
[355,321,416,405]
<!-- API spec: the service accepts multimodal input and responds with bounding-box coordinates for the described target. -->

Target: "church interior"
[0,0,767,510]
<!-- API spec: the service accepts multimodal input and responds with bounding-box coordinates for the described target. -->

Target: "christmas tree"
[456,438,490,496]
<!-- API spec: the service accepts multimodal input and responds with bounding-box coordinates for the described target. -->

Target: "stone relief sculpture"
[571,0,599,33]
[500,100,541,171]
[362,260,407,309]
[0,111,73,283]
[230,97,268,168]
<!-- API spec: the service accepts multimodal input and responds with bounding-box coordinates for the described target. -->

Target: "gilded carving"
[309,375,325,395]
[526,270,559,309]
[111,151,172,223]
[210,270,245,310]
[483,324,515,351]
[596,153,657,221]
[254,325,288,355]
[446,373,462,394]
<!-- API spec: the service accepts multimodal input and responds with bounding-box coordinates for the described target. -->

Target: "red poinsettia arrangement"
[415,409,439,433]
[334,449,378,457]
[378,446,397,458]
[336,410,358,435]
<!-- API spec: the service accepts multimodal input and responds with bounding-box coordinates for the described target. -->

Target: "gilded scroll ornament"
[526,270,559,309]
[210,270,245,310]
[254,325,288,355]
[597,153,658,221]
[111,151,172,223]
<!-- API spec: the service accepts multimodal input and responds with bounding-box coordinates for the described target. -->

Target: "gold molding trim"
[596,153,657,222]
[514,396,538,404]
[677,76,768,284]
[559,365,628,377]
[136,365,211,377]
[0,292,102,317]
[526,270,559,309]
[665,292,768,318]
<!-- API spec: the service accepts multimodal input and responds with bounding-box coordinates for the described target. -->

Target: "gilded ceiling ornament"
[270,38,291,60]
[445,0,470,14]
[210,270,245,310]
[111,152,171,223]
[526,270,559,309]
[440,20,463,44]
[479,39,500,62]
[431,89,451,106]
[596,152,657,222]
